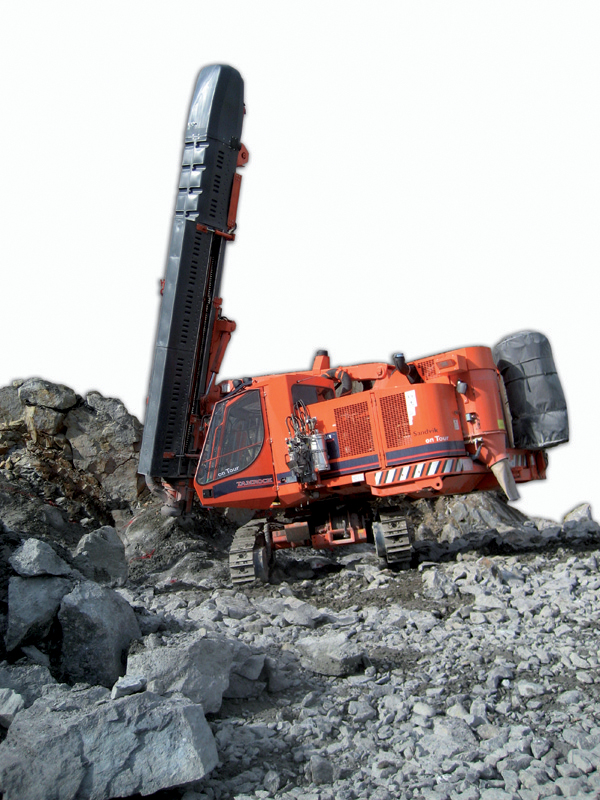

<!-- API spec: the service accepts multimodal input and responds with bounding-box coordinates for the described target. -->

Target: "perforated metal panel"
[415,358,436,380]
[334,402,375,457]
[379,393,411,449]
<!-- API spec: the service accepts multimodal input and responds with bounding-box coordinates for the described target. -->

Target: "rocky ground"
[1,379,600,800]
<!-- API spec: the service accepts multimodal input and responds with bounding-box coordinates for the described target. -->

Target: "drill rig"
[139,65,569,584]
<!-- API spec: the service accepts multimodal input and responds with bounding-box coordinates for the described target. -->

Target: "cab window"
[197,390,264,485]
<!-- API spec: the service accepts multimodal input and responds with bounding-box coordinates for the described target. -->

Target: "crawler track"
[373,508,412,566]
[228,507,415,584]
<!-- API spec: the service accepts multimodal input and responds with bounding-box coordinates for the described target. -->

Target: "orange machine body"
[193,345,545,527]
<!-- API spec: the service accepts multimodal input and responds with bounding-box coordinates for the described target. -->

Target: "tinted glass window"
[197,390,264,485]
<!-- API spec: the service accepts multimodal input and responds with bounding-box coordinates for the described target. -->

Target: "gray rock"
[0,688,25,728]
[5,575,73,652]
[18,378,77,411]
[567,747,600,773]
[0,686,218,800]
[19,645,50,667]
[421,567,458,599]
[9,538,72,578]
[310,754,334,785]
[72,526,128,586]
[282,597,326,628]
[563,503,595,525]
[126,631,233,713]
[295,631,365,676]
[263,653,296,693]
[58,580,141,687]
[557,689,584,705]
[23,405,65,439]
[225,641,266,699]
[0,386,24,425]
[418,717,479,759]
[486,663,515,690]
[347,699,377,723]
[263,768,281,794]
[0,663,57,707]
[516,680,546,698]
[64,392,142,504]
[479,790,517,800]
[110,674,147,699]
[215,593,255,620]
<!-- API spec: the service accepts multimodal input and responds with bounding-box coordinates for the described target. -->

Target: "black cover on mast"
[139,65,244,480]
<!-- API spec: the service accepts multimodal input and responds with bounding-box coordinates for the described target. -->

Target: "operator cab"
[196,389,264,486]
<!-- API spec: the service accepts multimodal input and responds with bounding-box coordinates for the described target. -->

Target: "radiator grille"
[334,402,375,456]
[415,358,436,380]
[380,393,411,448]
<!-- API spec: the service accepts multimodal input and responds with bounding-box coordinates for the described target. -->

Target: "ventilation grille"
[415,358,436,380]
[208,147,227,221]
[334,402,375,457]
[163,355,187,450]
[380,393,411,449]
[178,229,204,348]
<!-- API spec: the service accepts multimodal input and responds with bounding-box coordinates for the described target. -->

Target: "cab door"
[194,389,276,509]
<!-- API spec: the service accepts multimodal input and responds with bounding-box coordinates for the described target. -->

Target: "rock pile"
[0,377,143,536]
[1,379,600,800]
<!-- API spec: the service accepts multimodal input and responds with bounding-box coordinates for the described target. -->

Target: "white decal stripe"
[379,456,482,486]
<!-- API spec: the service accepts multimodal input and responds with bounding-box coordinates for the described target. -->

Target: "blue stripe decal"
[386,441,465,466]
[327,454,380,477]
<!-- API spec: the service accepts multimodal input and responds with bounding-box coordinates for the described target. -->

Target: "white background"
[1,2,598,523]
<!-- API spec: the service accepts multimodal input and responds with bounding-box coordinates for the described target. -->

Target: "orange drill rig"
[139,65,569,584]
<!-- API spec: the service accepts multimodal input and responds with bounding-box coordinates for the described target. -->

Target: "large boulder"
[72,526,128,586]
[64,392,142,505]
[412,491,531,545]
[5,575,73,653]
[23,406,65,440]
[9,538,72,578]
[0,685,218,800]
[58,581,141,687]
[17,379,77,412]
[0,386,24,426]
[126,631,234,714]
[0,662,57,708]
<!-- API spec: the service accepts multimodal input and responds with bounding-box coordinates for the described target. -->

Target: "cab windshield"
[196,390,264,485]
